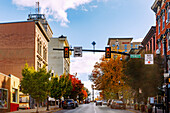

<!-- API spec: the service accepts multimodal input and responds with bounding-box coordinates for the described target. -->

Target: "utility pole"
[91,84,94,102]
[163,37,169,113]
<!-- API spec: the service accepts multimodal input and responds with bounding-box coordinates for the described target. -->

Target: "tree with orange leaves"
[90,56,127,99]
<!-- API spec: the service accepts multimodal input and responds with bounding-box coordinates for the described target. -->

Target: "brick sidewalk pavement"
[8,106,62,113]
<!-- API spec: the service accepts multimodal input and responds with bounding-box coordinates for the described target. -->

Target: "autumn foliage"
[69,74,88,100]
[90,56,129,99]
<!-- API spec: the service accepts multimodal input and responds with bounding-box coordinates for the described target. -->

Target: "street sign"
[130,54,141,58]
[145,54,154,64]
[164,73,169,78]
[74,47,82,57]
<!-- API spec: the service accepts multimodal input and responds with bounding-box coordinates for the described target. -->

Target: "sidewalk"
[9,106,62,113]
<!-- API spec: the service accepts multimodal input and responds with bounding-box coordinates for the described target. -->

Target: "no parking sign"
[145,54,154,64]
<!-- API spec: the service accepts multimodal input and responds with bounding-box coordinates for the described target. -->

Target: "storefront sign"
[122,42,130,44]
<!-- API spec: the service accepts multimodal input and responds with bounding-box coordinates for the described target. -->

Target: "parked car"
[107,99,112,106]
[62,99,76,109]
[96,100,102,106]
[74,101,79,107]
[110,100,126,109]
[103,100,107,105]
[85,99,90,104]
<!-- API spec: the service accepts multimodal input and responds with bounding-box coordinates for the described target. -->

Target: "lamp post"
[91,41,96,54]
[163,37,169,113]
[47,70,54,111]
[91,84,95,102]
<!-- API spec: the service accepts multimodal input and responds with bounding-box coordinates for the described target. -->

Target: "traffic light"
[64,47,69,58]
[105,47,111,58]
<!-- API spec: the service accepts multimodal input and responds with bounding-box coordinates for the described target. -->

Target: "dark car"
[96,100,102,106]
[110,100,126,109]
[74,101,79,107]
[62,99,76,109]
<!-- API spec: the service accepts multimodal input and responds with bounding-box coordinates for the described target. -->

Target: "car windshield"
[116,101,123,103]
[66,100,73,102]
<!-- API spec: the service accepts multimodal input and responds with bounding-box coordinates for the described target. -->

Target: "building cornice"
[151,0,162,13]
[107,37,133,45]
[35,21,50,42]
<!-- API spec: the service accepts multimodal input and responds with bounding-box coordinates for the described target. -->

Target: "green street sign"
[130,54,141,58]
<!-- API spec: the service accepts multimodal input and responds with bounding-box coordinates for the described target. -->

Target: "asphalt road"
[53,103,134,113]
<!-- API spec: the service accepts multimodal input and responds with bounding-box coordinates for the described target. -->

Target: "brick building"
[142,26,156,53]
[107,38,133,59]
[0,19,52,79]
[151,0,170,55]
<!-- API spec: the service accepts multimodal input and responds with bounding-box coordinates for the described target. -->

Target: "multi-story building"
[0,13,53,109]
[48,35,71,76]
[0,14,52,79]
[0,73,20,113]
[107,38,133,58]
[151,0,170,55]
[142,26,156,53]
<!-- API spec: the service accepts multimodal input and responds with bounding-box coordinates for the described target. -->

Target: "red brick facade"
[152,0,170,55]
[0,21,35,79]
[0,73,11,113]
[142,26,156,54]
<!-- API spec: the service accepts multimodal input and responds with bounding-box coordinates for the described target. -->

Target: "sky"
[0,0,156,99]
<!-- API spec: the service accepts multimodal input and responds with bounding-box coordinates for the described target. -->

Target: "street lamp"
[91,41,96,54]
[91,84,95,102]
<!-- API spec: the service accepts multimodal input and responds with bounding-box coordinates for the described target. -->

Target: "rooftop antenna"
[36,0,40,14]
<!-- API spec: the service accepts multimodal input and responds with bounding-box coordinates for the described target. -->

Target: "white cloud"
[132,38,144,42]
[12,0,92,27]
[70,52,103,75]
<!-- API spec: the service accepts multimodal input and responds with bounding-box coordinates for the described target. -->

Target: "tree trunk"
[55,99,56,106]
[36,102,39,113]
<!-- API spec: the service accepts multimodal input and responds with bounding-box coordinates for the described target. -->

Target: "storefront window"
[12,88,17,103]
[0,89,8,108]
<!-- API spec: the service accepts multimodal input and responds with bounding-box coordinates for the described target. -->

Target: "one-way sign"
[74,47,82,57]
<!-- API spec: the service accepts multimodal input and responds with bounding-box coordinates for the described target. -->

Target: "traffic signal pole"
[53,48,130,56]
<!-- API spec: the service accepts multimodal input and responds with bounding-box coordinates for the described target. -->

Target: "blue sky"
[0,0,155,49]
[0,0,156,97]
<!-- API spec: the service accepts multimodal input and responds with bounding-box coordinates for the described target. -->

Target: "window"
[168,34,170,51]
[124,44,127,52]
[135,45,138,49]
[162,41,164,55]
[162,13,165,30]
[150,40,152,52]
[0,89,8,108]
[124,44,127,49]
[131,43,133,48]
[12,88,17,103]
[40,42,42,55]
[153,36,155,51]
[37,39,40,54]
[167,8,170,23]
[43,46,47,61]
[37,39,42,56]
[37,61,41,70]
[158,19,161,34]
